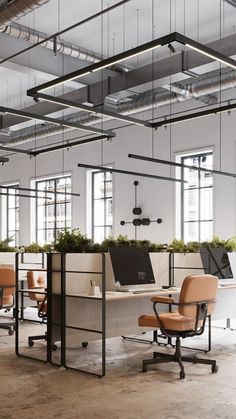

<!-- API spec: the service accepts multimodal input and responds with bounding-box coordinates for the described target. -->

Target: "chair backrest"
[0,268,15,307]
[179,274,218,318]
[27,271,46,302]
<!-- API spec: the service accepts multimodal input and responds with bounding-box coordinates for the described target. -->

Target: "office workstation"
[12,247,236,379]
[1,0,236,417]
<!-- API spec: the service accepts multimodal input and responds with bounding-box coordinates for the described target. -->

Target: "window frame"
[35,174,72,245]
[91,170,113,242]
[1,183,20,247]
[180,150,213,242]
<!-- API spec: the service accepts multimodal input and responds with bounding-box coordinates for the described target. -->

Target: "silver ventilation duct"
[224,0,236,7]
[0,0,50,28]
[2,70,236,146]
[1,22,103,64]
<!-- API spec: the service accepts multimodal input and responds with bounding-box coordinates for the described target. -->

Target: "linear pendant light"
[128,153,236,179]
[0,191,52,199]
[31,135,109,156]
[0,106,115,138]
[78,163,186,183]
[152,101,236,129]
[0,184,80,197]
[27,32,236,98]
[27,32,168,95]
[34,93,152,128]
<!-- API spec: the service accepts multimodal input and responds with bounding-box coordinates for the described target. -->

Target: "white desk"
[55,285,236,344]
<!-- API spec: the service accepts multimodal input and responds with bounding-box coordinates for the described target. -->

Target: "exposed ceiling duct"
[2,69,236,147]
[1,22,104,64]
[224,0,236,7]
[0,0,50,28]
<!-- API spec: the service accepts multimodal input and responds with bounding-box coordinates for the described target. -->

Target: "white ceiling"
[1,0,236,132]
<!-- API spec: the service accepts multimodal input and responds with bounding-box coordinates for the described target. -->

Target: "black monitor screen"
[200,247,233,279]
[109,247,155,286]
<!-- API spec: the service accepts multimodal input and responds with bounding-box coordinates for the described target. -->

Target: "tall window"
[1,184,19,247]
[92,170,112,242]
[181,151,213,242]
[36,175,71,244]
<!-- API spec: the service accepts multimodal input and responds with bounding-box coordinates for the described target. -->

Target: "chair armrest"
[151,296,175,304]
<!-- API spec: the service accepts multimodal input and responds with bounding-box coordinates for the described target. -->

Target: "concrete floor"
[1,317,236,419]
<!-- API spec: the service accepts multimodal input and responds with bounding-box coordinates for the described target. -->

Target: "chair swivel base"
[0,322,15,336]
[142,337,218,379]
[28,333,47,347]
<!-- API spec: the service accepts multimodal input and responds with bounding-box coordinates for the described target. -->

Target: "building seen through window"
[181,151,213,242]
[92,170,112,243]
[35,175,71,245]
[1,184,19,247]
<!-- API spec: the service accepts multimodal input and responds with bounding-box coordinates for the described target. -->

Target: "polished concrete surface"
[1,314,236,419]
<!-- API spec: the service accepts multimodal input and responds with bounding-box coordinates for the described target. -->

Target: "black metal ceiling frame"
[26,32,236,130]
[0,105,115,138]
[0,0,131,66]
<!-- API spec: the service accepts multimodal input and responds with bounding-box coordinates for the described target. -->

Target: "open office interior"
[1,1,236,418]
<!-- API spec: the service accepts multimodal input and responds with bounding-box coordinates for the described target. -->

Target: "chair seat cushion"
[139,311,196,332]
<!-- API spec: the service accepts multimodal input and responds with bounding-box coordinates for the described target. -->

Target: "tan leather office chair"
[138,274,218,379]
[27,271,47,347]
[0,268,15,336]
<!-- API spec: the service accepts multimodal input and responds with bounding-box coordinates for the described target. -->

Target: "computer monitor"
[109,246,156,288]
[199,247,233,279]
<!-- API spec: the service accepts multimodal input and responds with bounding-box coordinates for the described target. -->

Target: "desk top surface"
[19,284,236,300]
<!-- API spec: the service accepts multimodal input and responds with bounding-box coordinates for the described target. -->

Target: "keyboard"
[132,289,162,294]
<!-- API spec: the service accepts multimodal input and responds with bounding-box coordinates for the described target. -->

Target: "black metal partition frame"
[15,252,50,363]
[50,253,106,378]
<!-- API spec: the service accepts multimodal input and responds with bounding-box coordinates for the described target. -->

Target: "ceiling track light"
[0,156,9,163]
[128,153,236,179]
[152,101,236,129]
[34,93,153,128]
[168,43,176,54]
[27,32,236,97]
[78,163,186,183]
[0,106,115,138]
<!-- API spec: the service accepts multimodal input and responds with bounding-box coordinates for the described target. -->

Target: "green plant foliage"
[100,235,131,251]
[4,229,236,255]
[20,242,52,253]
[0,237,17,252]
[167,239,187,253]
[54,229,95,253]
[224,236,236,252]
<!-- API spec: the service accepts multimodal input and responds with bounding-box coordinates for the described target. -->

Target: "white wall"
[0,107,236,245]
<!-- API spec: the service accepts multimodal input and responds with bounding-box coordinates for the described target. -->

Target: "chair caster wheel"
[179,371,185,379]
[8,330,14,336]
[82,342,88,348]
[212,364,218,373]
[28,340,34,347]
